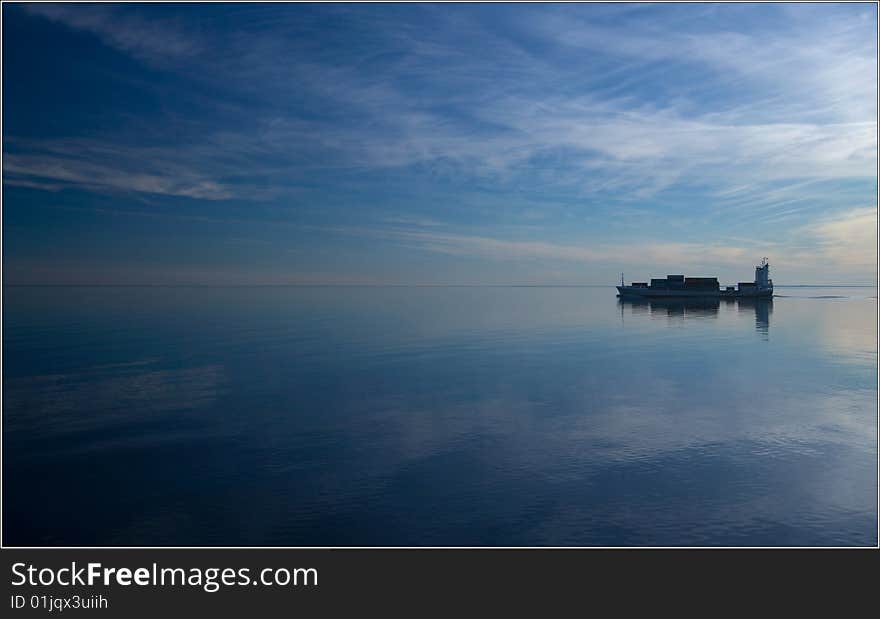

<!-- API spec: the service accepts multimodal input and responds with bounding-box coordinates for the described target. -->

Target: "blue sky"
[3,2,877,284]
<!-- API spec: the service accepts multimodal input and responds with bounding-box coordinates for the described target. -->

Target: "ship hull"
[617,286,772,298]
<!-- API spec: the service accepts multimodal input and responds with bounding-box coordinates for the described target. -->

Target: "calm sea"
[3,285,877,546]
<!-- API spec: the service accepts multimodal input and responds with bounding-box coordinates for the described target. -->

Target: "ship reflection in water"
[734,297,772,338]
[618,296,773,337]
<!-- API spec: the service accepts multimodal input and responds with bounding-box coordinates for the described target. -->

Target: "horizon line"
[3,283,878,289]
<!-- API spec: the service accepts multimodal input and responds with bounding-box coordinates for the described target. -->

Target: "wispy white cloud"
[531,4,877,122]
[798,207,878,270]
[23,3,201,63]
[316,224,760,272]
[311,205,877,283]
[3,151,233,200]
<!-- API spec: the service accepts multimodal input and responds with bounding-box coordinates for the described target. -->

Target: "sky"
[2,2,878,285]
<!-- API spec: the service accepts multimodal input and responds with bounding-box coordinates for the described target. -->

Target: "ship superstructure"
[616,258,773,298]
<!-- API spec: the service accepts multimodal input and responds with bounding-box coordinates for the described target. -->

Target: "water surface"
[4,285,877,546]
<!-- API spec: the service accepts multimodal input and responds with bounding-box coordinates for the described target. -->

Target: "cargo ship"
[616,258,773,298]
